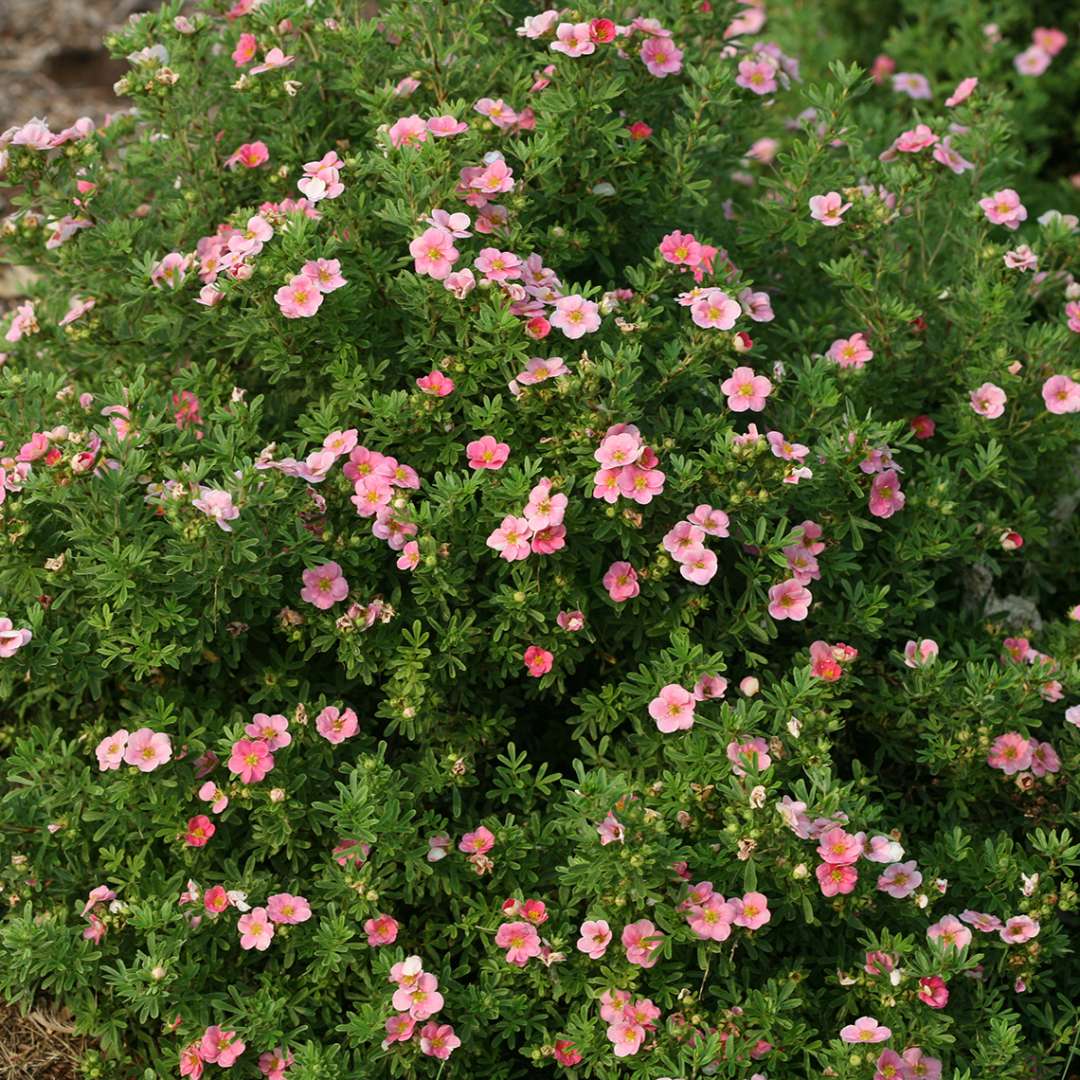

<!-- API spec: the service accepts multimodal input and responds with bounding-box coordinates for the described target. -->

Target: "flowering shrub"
[1,0,1079,1077]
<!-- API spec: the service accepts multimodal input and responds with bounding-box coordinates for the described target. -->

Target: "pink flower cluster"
[1000,634,1065,702]
[808,824,918,898]
[663,505,729,585]
[80,884,117,945]
[458,824,496,874]
[486,477,568,561]
[987,732,1060,777]
[809,640,857,682]
[1014,27,1067,76]
[95,727,172,772]
[237,892,312,951]
[275,257,346,318]
[297,150,344,203]
[495,898,558,966]
[680,881,772,940]
[592,423,665,506]
[382,956,459,1059]
[600,987,662,1058]
[659,230,721,284]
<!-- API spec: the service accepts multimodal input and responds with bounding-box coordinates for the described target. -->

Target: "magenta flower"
[238,907,275,951]
[721,366,773,411]
[603,561,640,603]
[918,975,949,1008]
[550,294,601,339]
[840,1016,891,1044]
[979,189,1027,230]
[466,435,510,470]
[300,562,349,609]
[228,738,274,783]
[267,893,311,925]
[808,191,851,227]
[621,919,664,967]
[315,705,359,745]
[768,578,812,621]
[123,727,172,772]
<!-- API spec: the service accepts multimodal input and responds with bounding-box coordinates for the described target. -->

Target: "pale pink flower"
[597,812,623,845]
[690,288,741,329]
[1004,244,1038,271]
[1014,45,1051,76]
[300,562,349,609]
[123,727,172,772]
[737,57,778,94]
[576,919,612,959]
[419,1022,460,1059]
[721,366,772,411]
[427,115,468,137]
[238,907,275,950]
[1030,741,1061,776]
[640,37,683,77]
[315,705,359,745]
[960,910,1003,933]
[621,919,663,967]
[945,77,978,106]
[969,382,1007,418]
[840,1016,892,1043]
[904,639,939,668]
[250,47,295,75]
[828,332,873,368]
[193,488,240,532]
[474,248,522,282]
[892,72,932,99]
[245,713,291,751]
[817,826,863,865]
[768,578,811,620]
[95,729,129,771]
[388,115,428,148]
[679,546,718,585]
[809,191,851,226]
[1000,915,1039,943]
[551,294,600,339]
[258,1049,293,1080]
[1042,374,1080,413]
[550,22,594,57]
[933,138,974,174]
[928,914,972,951]
[265,893,311,925]
[557,609,585,632]
[275,274,323,318]
[979,190,1027,230]
[690,505,730,536]
[877,860,923,898]
[663,521,707,561]
[301,258,347,293]
[603,561,640,602]
[649,684,696,733]
[396,541,421,571]
[486,516,532,561]
[895,124,938,153]
[727,737,772,776]
[409,227,459,280]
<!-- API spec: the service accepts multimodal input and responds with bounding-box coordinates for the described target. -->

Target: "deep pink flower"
[524,645,554,677]
[640,36,683,77]
[816,862,858,896]
[185,815,215,847]
[300,562,349,609]
[466,435,510,470]
[603,561,640,602]
[459,825,495,854]
[918,975,949,1008]
[200,1027,245,1068]
[228,739,274,783]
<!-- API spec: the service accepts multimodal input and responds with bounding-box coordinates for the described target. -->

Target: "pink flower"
[300,562,349,609]
[903,1049,943,1080]
[193,489,239,532]
[427,115,468,137]
[1004,244,1039,272]
[892,72,932,99]
[258,1049,293,1080]
[607,1021,646,1057]
[816,861,858,896]
[459,825,495,854]
[266,893,311,925]
[524,645,554,677]
[495,920,542,966]
[1000,915,1039,943]
[275,274,324,318]
[687,894,737,940]
[828,333,873,368]
[869,470,906,519]
[903,639,939,668]
[595,432,643,468]
[727,737,772,776]
[95,729,128,770]
[238,907,275,950]
[466,435,510,470]
[1042,374,1080,414]
[200,1027,245,1068]
[232,33,258,66]
[979,189,1028,230]
[721,366,773,411]
[1014,45,1051,76]
[928,915,972,950]
[660,230,703,267]
[409,227,459,280]
[487,516,533,561]
[690,288,741,329]
[693,674,727,701]
[731,891,771,929]
[840,1016,891,1044]
[468,159,515,196]
[301,258,347,293]
[557,609,585,632]
[809,191,851,226]
[419,1023,460,1060]
[621,919,663,967]
[416,369,455,396]
[895,124,938,153]
[1033,27,1068,55]
[679,546,718,585]
[382,1014,415,1047]
[603,561,640,603]
[969,382,1008,418]
[388,115,428,147]
[180,1043,204,1079]
[576,919,612,959]
[640,36,684,77]
[918,975,949,1008]
[1030,740,1061,776]
[877,860,922,898]
[945,77,978,107]
[185,815,215,847]
[768,578,812,621]
[550,22,595,57]
[737,57,779,94]
[364,913,399,945]
[315,705,359,745]
[817,826,864,865]
[689,505,730,536]
[123,727,172,772]
[551,294,601,339]
[596,812,623,845]
[250,47,295,75]
[228,738,274,783]
[874,1049,907,1080]
[225,140,269,169]
[648,684,696,733]
[396,541,421,571]
[932,138,975,175]
[203,885,229,914]
[768,431,809,462]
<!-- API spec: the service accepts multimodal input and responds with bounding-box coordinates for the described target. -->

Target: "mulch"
[0,1003,87,1079]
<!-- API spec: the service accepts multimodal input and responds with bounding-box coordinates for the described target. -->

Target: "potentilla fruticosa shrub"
[1,0,1079,1077]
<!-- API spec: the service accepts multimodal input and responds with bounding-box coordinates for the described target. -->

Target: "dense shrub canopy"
[1,0,1078,1077]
